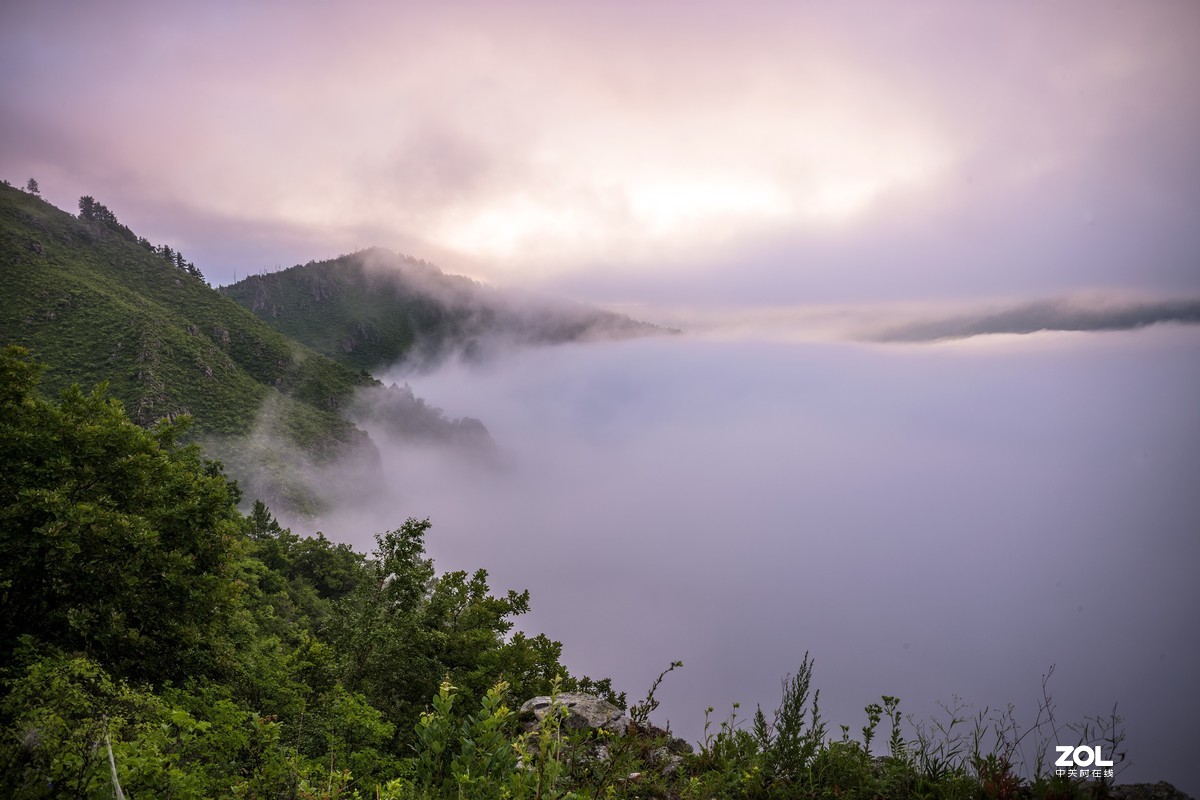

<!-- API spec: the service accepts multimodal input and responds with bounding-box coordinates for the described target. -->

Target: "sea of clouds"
[285,323,1199,791]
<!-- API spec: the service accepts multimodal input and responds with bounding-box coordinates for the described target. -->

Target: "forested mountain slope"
[0,183,368,447]
[0,185,488,512]
[223,247,667,372]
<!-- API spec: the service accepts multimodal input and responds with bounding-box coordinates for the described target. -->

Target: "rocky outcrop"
[519,693,630,735]
[517,692,693,778]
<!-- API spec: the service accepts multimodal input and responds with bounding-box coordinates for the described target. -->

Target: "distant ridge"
[222,247,669,372]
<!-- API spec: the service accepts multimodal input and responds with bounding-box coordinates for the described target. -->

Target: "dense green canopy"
[0,347,576,798]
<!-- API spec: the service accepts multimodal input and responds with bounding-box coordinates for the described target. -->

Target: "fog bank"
[288,328,1199,791]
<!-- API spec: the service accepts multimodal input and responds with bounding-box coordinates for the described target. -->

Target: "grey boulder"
[518,693,631,736]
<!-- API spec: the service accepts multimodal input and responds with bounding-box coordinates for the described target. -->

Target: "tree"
[76,195,138,241]
[24,177,39,196]
[326,518,572,749]
[0,346,242,683]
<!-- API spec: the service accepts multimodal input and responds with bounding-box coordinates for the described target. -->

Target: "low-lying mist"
[277,325,1199,791]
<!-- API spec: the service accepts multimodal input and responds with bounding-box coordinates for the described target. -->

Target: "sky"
[4,0,1200,790]
[2,0,1198,315]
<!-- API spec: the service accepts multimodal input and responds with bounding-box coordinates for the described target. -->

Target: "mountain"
[0,185,486,512]
[1,184,666,513]
[221,247,668,372]
[0,183,368,440]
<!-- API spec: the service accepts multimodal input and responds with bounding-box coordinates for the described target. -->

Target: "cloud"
[268,329,1200,792]
[4,2,1198,293]
[866,297,1200,343]
[202,393,385,518]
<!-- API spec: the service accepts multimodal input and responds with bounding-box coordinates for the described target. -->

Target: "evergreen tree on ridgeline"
[76,194,205,281]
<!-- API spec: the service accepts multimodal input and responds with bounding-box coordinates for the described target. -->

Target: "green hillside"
[222,247,666,372]
[0,185,484,512]
[0,183,370,443]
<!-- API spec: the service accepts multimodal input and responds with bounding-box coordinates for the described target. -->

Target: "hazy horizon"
[3,1,1198,305]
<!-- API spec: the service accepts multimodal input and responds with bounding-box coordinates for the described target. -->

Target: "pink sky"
[3,1,1199,311]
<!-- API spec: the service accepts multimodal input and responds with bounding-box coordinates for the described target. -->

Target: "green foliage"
[451,682,521,794]
[680,656,1124,800]
[0,183,375,513]
[0,650,302,799]
[0,351,573,797]
[77,195,138,245]
[411,679,523,798]
[513,676,576,800]
[403,676,579,800]
[751,651,825,790]
[327,519,571,753]
[0,346,240,682]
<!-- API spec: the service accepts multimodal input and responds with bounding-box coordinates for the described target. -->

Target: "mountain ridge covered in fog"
[221,247,672,373]
[0,184,661,513]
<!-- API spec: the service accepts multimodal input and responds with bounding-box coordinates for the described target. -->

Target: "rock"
[519,693,630,736]
[1110,783,1194,800]
[517,692,693,782]
[650,746,684,775]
